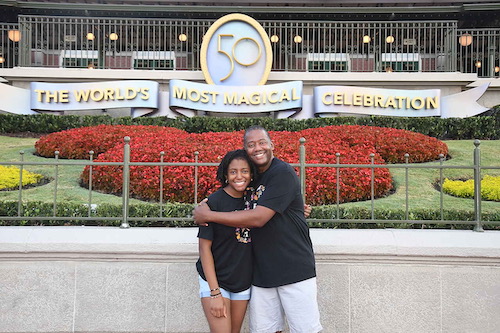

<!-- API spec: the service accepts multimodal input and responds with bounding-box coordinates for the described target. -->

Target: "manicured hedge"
[309,206,500,230]
[0,201,497,229]
[0,106,499,139]
[0,201,193,227]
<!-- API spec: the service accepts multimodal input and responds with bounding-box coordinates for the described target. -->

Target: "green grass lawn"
[341,139,500,214]
[0,136,498,214]
[0,136,146,206]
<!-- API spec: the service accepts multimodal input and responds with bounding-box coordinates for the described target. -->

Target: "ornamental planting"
[35,125,448,205]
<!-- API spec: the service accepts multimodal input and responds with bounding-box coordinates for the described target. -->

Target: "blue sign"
[30,81,159,111]
[170,79,302,113]
[314,86,441,117]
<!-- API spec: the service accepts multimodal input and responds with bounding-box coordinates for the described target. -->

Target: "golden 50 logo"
[200,13,273,86]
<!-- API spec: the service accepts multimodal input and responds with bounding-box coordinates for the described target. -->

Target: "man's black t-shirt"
[196,189,252,293]
[248,158,316,288]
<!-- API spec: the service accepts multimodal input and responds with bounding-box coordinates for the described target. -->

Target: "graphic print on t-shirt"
[246,185,265,210]
[235,186,256,244]
[235,227,251,243]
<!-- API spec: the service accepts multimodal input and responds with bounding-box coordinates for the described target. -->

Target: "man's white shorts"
[248,277,322,333]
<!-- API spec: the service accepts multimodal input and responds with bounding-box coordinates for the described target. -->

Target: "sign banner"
[0,83,38,115]
[169,79,303,113]
[314,85,441,117]
[0,81,489,119]
[30,80,159,111]
[313,84,489,118]
[440,84,490,118]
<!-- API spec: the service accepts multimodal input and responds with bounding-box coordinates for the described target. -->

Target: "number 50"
[218,34,262,82]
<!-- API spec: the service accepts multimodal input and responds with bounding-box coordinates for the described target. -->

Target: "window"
[134,59,174,70]
[60,50,99,68]
[63,57,98,68]
[307,53,349,72]
[308,61,348,72]
[132,51,176,70]
[381,53,420,72]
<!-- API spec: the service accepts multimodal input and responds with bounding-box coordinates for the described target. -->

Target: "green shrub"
[0,200,498,229]
[1,106,499,139]
[309,205,500,230]
[0,201,194,227]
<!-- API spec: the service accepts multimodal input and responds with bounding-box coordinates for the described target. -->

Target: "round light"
[178,33,187,42]
[8,29,21,42]
[459,34,472,47]
[495,66,500,73]
[86,32,95,41]
[363,35,371,44]
[293,35,302,43]
[270,35,279,43]
[109,33,119,41]
[386,36,394,44]
[0,56,5,64]
[475,61,482,68]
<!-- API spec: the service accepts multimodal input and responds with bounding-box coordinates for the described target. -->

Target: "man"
[193,125,322,333]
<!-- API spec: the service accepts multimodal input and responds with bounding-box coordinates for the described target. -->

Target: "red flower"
[36,125,448,205]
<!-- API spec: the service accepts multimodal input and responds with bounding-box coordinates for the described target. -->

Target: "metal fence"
[457,28,500,78]
[0,15,497,77]
[0,137,498,230]
[0,23,20,68]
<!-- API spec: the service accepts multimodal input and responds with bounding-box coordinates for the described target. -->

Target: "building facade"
[0,1,499,117]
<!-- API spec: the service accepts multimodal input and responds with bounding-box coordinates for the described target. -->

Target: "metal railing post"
[17,150,24,217]
[194,151,199,204]
[404,153,409,220]
[53,151,59,217]
[370,153,375,220]
[159,151,165,218]
[439,153,445,221]
[120,137,131,229]
[336,153,341,219]
[87,151,94,217]
[299,138,306,202]
[473,139,483,232]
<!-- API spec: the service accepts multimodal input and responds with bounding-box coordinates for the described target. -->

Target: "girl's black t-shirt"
[196,189,253,293]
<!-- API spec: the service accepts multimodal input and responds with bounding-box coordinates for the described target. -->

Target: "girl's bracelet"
[210,287,220,292]
[210,292,222,299]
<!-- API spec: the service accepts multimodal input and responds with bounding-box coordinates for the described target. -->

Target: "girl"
[196,149,256,333]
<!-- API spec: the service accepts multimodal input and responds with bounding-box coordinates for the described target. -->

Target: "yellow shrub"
[443,175,500,202]
[0,165,44,190]
[482,175,500,201]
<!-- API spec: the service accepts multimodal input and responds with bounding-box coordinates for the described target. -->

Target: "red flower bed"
[35,125,186,159]
[36,125,448,205]
[299,125,448,163]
